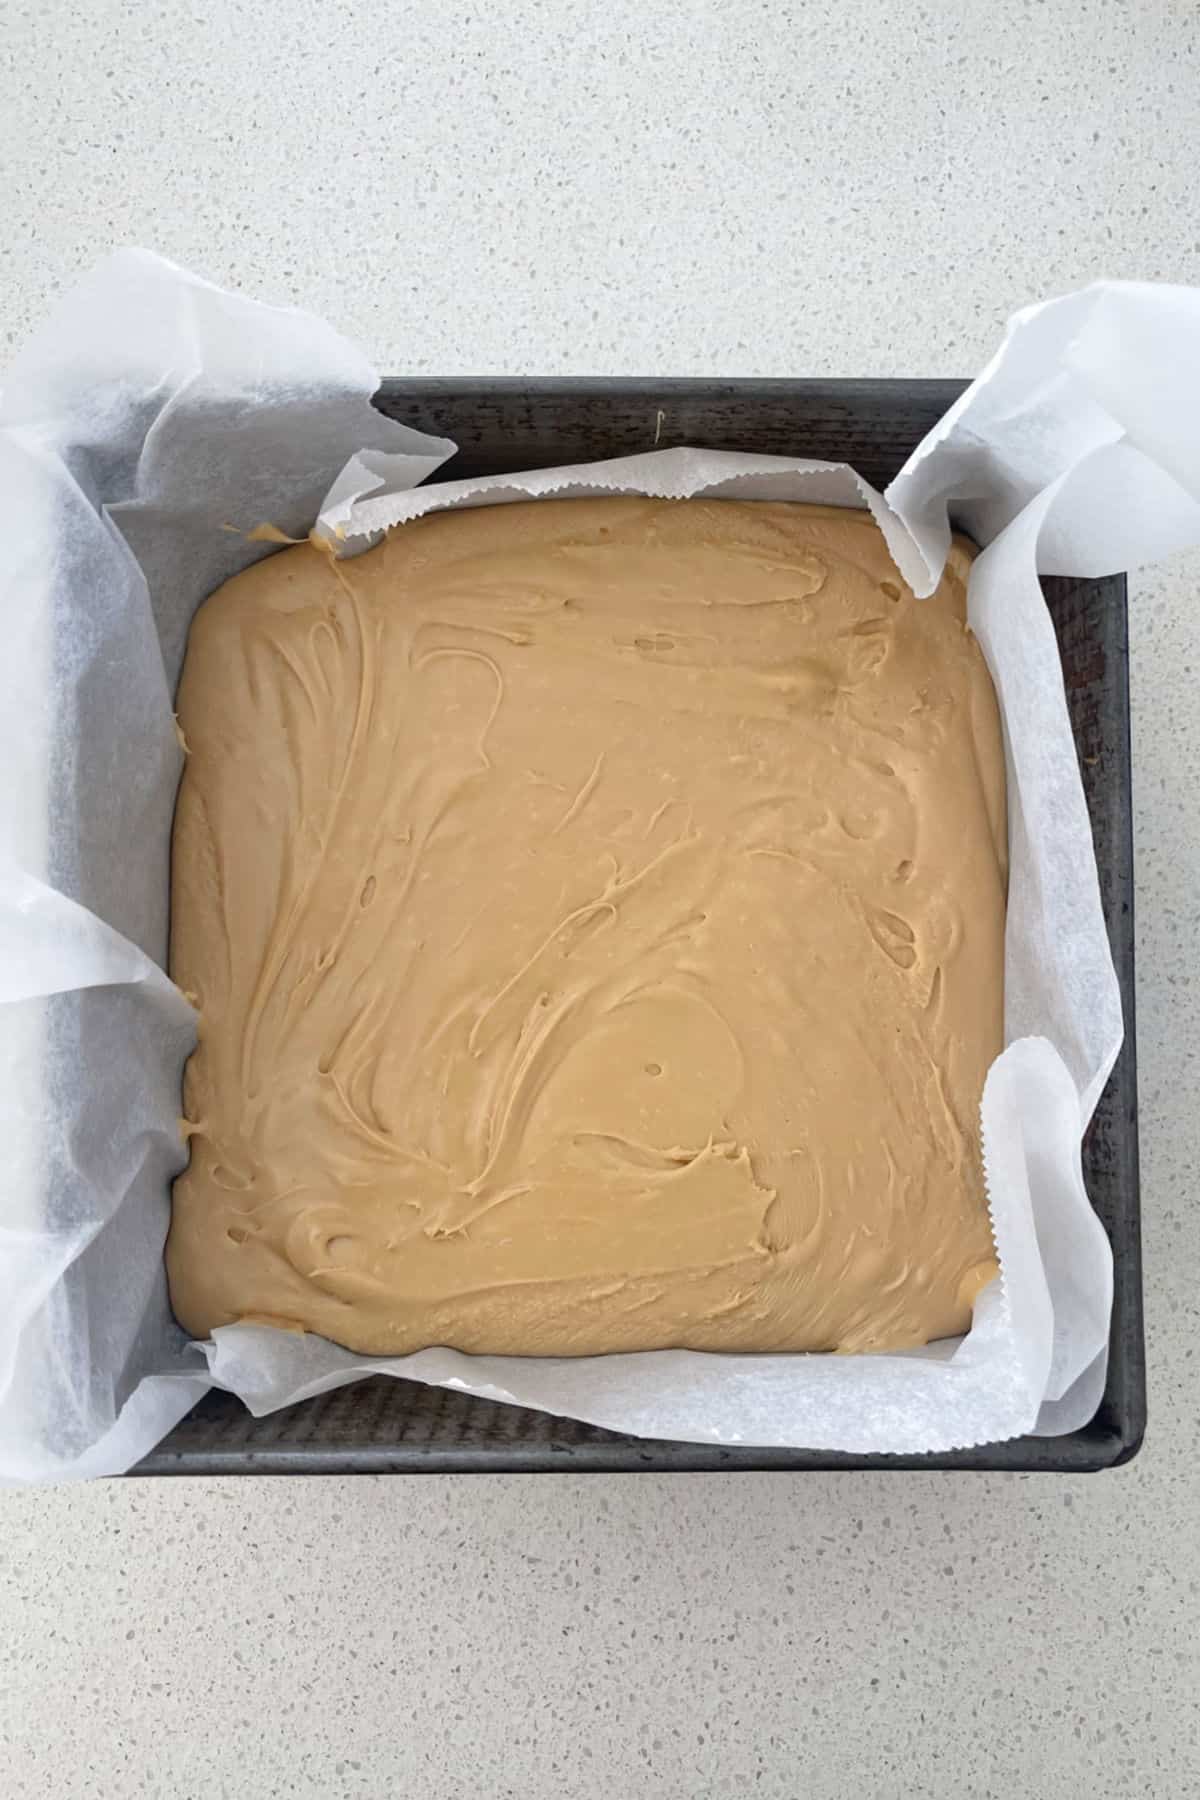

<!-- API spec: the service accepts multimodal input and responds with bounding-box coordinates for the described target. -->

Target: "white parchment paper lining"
[4,253,1198,1479]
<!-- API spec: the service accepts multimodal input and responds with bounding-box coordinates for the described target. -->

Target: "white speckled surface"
[2,3,1200,1795]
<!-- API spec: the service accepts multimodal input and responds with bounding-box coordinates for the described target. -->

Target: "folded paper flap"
[968,498,1123,1124]
[0,864,196,1013]
[205,1280,1032,1455]
[0,251,454,1482]
[889,279,1200,583]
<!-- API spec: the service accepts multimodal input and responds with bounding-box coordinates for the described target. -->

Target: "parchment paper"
[3,256,1197,1479]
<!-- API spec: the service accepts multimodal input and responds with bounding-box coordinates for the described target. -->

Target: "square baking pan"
[134,379,1143,1475]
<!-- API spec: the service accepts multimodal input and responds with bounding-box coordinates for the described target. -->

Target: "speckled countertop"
[2,4,1199,1796]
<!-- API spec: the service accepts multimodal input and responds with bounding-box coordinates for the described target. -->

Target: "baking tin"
[135,379,1142,1474]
